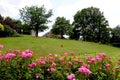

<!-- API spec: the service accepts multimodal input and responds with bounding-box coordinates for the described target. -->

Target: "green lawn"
[0,36,120,59]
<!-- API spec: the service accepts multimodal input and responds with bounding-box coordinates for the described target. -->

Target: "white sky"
[0,0,120,29]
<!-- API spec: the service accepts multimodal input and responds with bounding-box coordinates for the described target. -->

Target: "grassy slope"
[0,36,120,59]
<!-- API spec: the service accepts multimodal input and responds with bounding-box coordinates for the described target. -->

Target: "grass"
[0,36,120,60]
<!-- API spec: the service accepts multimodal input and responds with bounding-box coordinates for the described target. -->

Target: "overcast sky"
[0,0,120,28]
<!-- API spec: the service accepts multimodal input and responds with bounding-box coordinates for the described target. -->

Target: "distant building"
[43,31,52,37]
[31,29,35,36]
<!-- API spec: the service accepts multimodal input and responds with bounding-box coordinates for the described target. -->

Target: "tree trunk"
[35,30,38,38]
[61,34,64,39]
[60,32,64,39]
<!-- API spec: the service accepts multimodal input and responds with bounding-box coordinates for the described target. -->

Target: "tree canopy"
[71,7,110,44]
[51,17,72,38]
[19,5,52,37]
[111,25,120,47]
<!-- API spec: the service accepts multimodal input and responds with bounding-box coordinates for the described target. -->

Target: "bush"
[0,23,4,31]
[112,42,120,47]
[0,25,20,37]
[0,44,120,80]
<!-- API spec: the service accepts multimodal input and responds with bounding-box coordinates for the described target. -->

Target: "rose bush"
[0,44,120,80]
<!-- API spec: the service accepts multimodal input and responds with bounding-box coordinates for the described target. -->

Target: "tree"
[51,17,72,39]
[111,25,120,47]
[0,14,4,24]
[0,15,22,33]
[13,20,22,33]
[19,5,52,37]
[4,17,17,30]
[71,7,110,44]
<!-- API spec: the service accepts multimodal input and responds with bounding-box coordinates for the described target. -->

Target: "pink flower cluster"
[0,55,3,60]
[68,61,73,66]
[37,60,46,65]
[70,52,75,56]
[35,73,40,78]
[8,50,21,54]
[28,62,37,68]
[51,62,56,67]
[105,64,110,68]
[78,66,92,75]
[0,45,3,49]
[85,53,106,64]
[47,67,56,72]
[4,53,16,59]
[21,49,33,58]
[67,73,75,80]
[40,60,46,65]
[97,53,106,58]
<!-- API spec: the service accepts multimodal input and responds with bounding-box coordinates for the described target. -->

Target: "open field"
[0,36,120,59]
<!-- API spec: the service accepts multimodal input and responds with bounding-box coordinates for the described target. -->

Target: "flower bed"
[0,44,120,80]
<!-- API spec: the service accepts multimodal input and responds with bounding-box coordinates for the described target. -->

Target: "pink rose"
[28,62,37,68]
[67,73,75,80]
[105,64,110,68]
[4,53,16,59]
[78,66,92,75]
[0,45,3,49]
[40,60,46,65]
[51,62,56,67]
[89,58,96,64]
[50,67,56,72]
[21,52,32,58]
[68,61,73,66]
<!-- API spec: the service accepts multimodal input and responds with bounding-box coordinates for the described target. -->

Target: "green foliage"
[19,5,52,37]
[0,23,4,31]
[71,7,110,44]
[4,17,17,30]
[13,20,24,34]
[20,23,31,35]
[111,25,120,47]
[0,14,23,36]
[51,17,72,39]
[0,47,120,80]
[0,14,4,24]
[0,25,19,37]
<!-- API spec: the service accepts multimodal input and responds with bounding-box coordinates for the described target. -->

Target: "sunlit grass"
[0,36,120,60]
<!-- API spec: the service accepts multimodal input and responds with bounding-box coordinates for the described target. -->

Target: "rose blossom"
[68,61,73,66]
[36,73,40,78]
[21,52,32,58]
[0,45,3,49]
[50,67,56,72]
[51,62,56,67]
[28,62,37,68]
[0,55,3,60]
[40,60,46,65]
[78,66,92,75]
[105,64,110,68]
[4,53,16,59]
[67,73,75,80]
[88,58,96,64]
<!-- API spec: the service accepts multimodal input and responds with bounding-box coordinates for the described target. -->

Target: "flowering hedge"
[0,44,120,80]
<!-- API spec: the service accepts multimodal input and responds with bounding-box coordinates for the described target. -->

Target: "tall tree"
[111,25,120,46]
[4,17,17,30]
[71,7,110,43]
[51,17,72,39]
[0,14,4,24]
[19,5,52,37]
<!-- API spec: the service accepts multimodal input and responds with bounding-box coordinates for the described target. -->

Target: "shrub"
[0,44,120,80]
[0,23,4,31]
[0,25,20,37]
